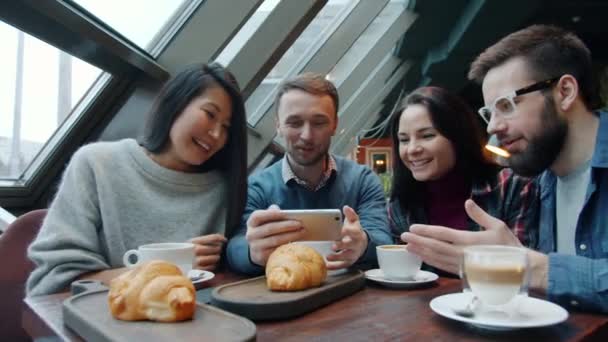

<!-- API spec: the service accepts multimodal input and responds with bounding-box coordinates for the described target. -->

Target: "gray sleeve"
[26,148,110,296]
[226,177,267,275]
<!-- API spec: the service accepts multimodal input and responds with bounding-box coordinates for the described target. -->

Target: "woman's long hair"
[139,62,247,237]
[389,86,498,214]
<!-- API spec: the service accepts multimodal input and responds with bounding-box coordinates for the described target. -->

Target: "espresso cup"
[376,244,422,280]
[122,242,195,275]
[293,241,347,276]
[461,245,529,307]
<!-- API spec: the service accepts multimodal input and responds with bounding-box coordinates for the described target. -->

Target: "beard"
[507,96,568,177]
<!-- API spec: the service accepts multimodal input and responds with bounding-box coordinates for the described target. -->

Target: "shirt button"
[571,300,579,306]
[580,244,587,251]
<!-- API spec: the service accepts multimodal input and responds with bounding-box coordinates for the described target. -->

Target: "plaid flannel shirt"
[388,168,539,247]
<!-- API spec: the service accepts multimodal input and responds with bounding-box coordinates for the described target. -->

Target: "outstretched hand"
[190,233,227,271]
[401,199,521,274]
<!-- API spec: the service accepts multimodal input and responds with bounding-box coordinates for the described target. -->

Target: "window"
[328,0,408,96]
[72,0,192,52]
[0,21,103,184]
[246,0,359,125]
[217,0,282,65]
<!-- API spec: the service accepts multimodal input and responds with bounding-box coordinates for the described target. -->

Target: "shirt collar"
[281,154,338,191]
[539,110,608,199]
[591,110,608,168]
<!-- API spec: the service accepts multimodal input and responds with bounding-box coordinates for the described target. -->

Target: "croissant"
[108,260,196,322]
[266,243,327,291]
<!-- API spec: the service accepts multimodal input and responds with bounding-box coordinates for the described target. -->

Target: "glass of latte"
[461,245,529,313]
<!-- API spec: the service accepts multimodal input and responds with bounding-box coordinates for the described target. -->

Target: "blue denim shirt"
[537,111,608,313]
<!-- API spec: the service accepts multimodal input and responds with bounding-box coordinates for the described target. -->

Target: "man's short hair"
[275,73,340,118]
[468,25,600,110]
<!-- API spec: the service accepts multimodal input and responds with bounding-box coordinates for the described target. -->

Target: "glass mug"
[460,245,529,312]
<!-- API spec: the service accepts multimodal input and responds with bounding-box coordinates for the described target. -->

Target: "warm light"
[485,144,511,158]
[375,160,385,165]
[485,134,510,158]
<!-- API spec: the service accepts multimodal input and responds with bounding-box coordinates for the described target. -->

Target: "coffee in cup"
[376,244,422,280]
[462,245,528,306]
[122,242,195,275]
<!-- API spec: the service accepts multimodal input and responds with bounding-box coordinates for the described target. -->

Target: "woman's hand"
[190,233,227,271]
[402,199,522,274]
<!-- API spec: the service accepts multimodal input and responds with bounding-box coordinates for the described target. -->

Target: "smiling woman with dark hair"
[388,87,538,262]
[27,63,247,296]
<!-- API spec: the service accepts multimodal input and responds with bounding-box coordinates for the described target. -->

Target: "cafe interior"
[1,0,607,340]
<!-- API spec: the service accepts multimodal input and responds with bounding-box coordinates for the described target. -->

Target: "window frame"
[0,0,169,80]
[0,0,196,207]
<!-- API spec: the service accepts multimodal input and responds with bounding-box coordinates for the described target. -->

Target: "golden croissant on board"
[266,243,327,291]
[108,260,196,322]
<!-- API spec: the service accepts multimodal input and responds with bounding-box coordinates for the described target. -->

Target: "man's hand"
[401,199,522,274]
[325,206,368,270]
[190,233,227,271]
[246,205,305,266]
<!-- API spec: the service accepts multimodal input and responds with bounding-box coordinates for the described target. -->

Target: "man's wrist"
[527,249,548,291]
[356,230,370,261]
[247,247,265,267]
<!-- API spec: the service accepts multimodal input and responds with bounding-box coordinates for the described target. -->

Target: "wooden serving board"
[210,270,365,321]
[63,281,256,342]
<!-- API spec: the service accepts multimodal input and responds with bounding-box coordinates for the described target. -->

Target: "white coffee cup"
[293,241,347,276]
[122,242,195,275]
[376,244,422,280]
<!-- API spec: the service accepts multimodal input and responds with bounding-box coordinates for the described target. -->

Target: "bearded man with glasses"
[401,25,608,313]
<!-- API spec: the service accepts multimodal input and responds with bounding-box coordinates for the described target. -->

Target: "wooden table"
[23,272,608,341]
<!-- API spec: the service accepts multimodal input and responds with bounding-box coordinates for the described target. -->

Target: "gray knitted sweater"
[27,139,227,296]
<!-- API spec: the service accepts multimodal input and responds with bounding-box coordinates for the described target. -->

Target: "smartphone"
[280,209,342,241]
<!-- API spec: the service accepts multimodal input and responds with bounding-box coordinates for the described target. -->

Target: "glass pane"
[0,21,103,183]
[72,0,189,51]
[247,0,359,125]
[217,0,282,65]
[328,0,407,94]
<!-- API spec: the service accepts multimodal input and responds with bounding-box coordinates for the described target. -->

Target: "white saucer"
[188,269,215,285]
[430,292,569,330]
[364,269,438,288]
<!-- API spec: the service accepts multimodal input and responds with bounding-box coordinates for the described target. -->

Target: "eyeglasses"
[478,77,560,124]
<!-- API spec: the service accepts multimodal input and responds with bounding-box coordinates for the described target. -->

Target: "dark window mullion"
[0,0,169,80]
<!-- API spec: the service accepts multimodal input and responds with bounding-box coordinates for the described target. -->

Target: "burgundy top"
[424,169,470,230]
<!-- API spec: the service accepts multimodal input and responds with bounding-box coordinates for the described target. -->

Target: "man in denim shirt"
[402,25,608,313]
